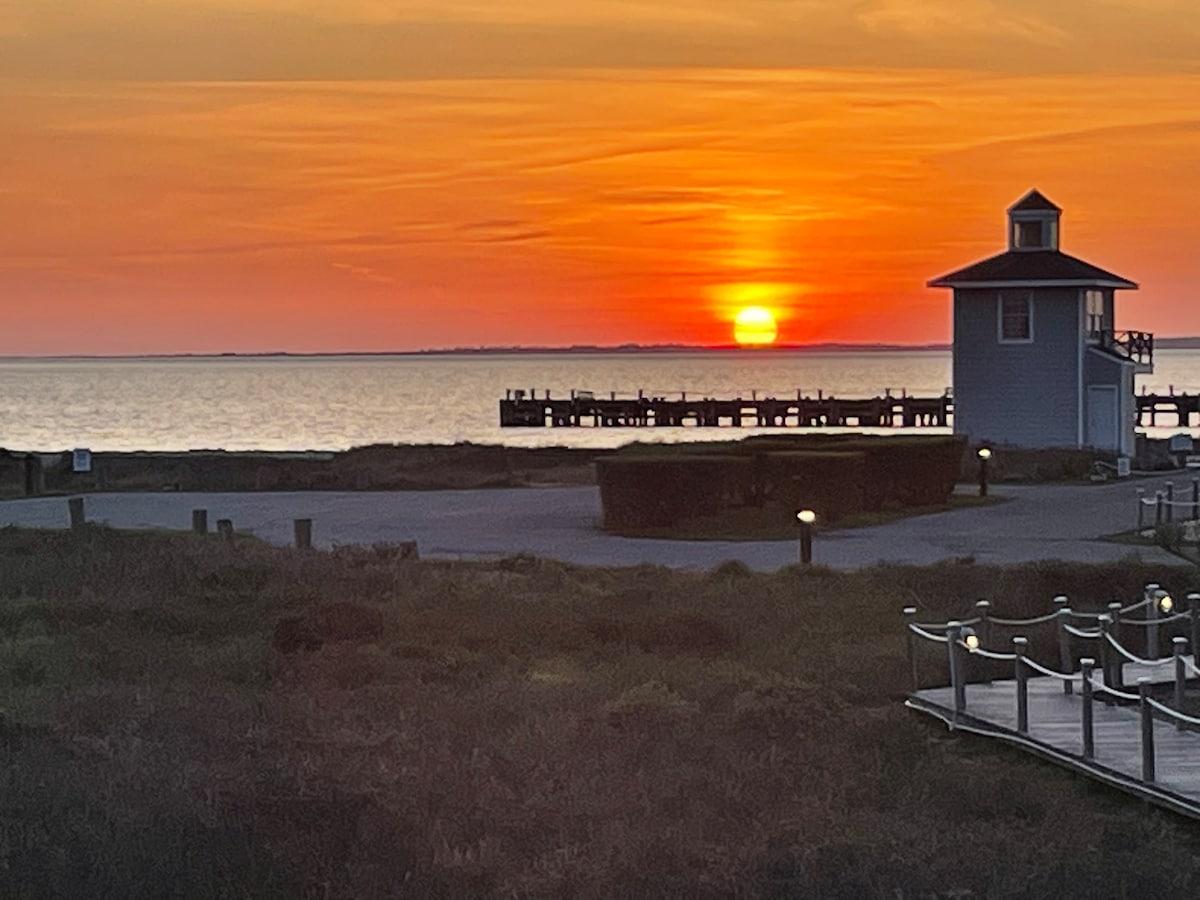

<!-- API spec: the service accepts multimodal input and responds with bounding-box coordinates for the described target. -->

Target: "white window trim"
[1084,289,1104,343]
[997,291,1034,344]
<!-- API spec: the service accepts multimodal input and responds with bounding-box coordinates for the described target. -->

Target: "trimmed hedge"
[598,434,965,531]
[596,455,753,529]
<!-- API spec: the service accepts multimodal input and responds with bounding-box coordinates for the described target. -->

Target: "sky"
[2,0,1200,354]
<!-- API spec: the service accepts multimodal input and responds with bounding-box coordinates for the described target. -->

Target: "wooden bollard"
[192,509,208,534]
[216,519,234,542]
[294,518,313,550]
[68,497,85,530]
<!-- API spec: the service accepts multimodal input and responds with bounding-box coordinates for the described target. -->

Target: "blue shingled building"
[929,190,1152,454]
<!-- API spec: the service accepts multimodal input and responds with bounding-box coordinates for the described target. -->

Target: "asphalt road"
[1,473,1194,571]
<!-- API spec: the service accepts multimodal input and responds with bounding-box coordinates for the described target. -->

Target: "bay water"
[0,349,1197,452]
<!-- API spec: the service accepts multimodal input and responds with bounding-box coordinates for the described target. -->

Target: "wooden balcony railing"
[1099,330,1154,366]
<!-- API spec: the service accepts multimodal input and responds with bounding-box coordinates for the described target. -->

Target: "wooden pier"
[1137,391,1200,428]
[500,390,952,429]
[906,592,1200,820]
[501,389,1200,430]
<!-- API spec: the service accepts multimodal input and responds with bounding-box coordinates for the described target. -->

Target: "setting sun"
[733,307,778,346]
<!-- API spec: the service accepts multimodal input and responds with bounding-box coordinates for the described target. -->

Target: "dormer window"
[1014,219,1043,249]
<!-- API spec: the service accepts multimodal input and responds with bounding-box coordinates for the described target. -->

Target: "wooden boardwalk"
[909,662,1200,819]
[906,596,1200,820]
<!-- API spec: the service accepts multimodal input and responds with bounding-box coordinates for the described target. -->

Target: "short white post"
[1174,637,1188,732]
[1054,595,1072,694]
[1080,658,1095,760]
[1139,678,1156,783]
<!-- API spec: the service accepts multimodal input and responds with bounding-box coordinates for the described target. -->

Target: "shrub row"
[598,435,965,530]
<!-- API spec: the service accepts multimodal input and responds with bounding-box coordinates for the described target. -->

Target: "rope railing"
[1147,697,1200,729]
[1104,633,1177,668]
[967,646,1018,662]
[912,616,982,631]
[908,624,950,644]
[1085,675,1141,703]
[1021,655,1082,685]
[987,610,1062,627]
[1120,611,1193,627]
[1063,623,1102,639]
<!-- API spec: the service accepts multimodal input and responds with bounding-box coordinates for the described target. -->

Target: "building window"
[1085,289,1104,341]
[1014,220,1044,249]
[998,292,1032,342]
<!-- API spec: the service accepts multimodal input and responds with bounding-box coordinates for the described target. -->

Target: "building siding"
[1084,348,1135,454]
[953,287,1081,447]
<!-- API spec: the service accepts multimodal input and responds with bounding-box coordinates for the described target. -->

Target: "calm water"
[0,349,1197,452]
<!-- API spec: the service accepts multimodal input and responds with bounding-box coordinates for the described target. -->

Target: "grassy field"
[3,526,1200,897]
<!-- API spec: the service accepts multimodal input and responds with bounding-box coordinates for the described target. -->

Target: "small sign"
[1168,433,1194,453]
[72,448,92,473]
[1116,456,1131,478]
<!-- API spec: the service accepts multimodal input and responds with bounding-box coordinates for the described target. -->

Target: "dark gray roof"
[1008,189,1061,213]
[928,249,1137,288]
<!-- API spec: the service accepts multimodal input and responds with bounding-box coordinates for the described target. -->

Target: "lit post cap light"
[962,626,980,651]
[1157,591,1174,613]
[796,509,816,565]
[977,447,992,498]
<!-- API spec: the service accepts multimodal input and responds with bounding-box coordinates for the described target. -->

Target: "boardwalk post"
[947,621,965,723]
[903,607,919,692]
[1081,658,1095,760]
[1166,482,1175,524]
[1155,492,1164,527]
[1190,594,1200,660]
[1139,678,1156,783]
[1014,636,1029,735]
[1137,488,1146,531]
[1054,595,1072,695]
[294,518,313,550]
[68,497,86,531]
[1145,583,1161,660]
[217,519,234,542]
[1108,602,1125,691]
[1099,614,1114,693]
[192,509,208,534]
[1174,637,1188,731]
[1192,478,1199,523]
[975,600,992,683]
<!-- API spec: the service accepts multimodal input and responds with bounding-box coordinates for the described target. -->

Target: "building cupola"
[1007,188,1060,251]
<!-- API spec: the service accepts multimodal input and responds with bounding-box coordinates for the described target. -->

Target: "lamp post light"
[796,509,816,565]
[977,447,992,498]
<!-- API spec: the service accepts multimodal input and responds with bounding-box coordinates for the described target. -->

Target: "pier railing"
[500,389,953,429]
[904,585,1200,786]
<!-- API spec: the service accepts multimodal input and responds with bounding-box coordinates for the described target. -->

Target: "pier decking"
[906,592,1200,819]
[500,390,1200,429]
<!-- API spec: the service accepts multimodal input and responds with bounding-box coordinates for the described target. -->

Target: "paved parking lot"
[0,474,1193,571]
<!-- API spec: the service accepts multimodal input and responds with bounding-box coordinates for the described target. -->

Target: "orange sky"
[3,0,1200,354]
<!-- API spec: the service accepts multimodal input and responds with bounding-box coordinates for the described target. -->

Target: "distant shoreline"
[4,336,1200,361]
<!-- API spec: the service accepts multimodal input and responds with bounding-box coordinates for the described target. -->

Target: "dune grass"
[2,527,1200,897]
